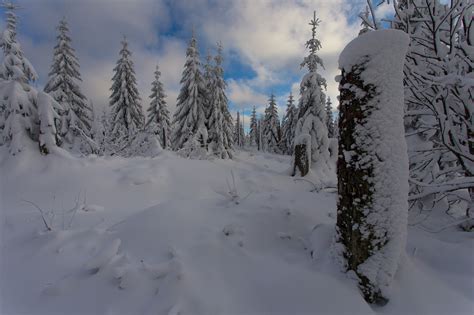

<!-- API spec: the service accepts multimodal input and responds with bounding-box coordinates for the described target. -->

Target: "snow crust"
[1,148,472,315]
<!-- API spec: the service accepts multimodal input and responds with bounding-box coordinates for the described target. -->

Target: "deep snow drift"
[0,148,472,315]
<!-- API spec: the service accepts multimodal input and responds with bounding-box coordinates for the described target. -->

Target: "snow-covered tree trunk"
[334,29,410,304]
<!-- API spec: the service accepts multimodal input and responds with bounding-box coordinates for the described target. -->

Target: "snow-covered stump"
[293,134,311,177]
[334,30,410,305]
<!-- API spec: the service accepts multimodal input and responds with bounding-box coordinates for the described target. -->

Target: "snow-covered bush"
[334,29,410,304]
[391,0,474,222]
[127,131,162,158]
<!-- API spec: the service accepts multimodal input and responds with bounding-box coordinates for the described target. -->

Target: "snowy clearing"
[1,148,472,315]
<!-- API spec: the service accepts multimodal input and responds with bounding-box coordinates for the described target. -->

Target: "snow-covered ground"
[0,148,472,315]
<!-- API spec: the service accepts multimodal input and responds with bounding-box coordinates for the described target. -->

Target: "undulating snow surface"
[0,148,473,315]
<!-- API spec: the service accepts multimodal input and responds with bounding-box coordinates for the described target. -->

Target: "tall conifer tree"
[294,11,331,174]
[325,97,335,138]
[281,92,298,154]
[171,33,207,154]
[109,37,144,147]
[44,18,94,154]
[249,106,258,148]
[207,42,233,159]
[146,65,171,149]
[262,94,280,153]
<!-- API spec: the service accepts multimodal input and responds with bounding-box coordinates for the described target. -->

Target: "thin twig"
[22,199,52,231]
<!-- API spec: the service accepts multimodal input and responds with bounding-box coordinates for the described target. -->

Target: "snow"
[1,147,472,315]
[337,29,411,299]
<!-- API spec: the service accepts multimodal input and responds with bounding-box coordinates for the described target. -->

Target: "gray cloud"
[8,0,365,117]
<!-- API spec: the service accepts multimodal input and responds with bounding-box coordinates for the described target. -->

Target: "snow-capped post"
[334,29,410,305]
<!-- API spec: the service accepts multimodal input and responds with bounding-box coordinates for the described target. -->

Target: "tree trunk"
[336,63,383,304]
[293,143,309,176]
[335,29,409,305]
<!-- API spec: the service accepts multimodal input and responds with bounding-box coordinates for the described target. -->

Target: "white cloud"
[227,79,268,110]
[195,0,363,108]
[8,0,365,118]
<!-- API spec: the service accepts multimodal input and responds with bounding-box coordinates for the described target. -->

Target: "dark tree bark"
[336,60,386,304]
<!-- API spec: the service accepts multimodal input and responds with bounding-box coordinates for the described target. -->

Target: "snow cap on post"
[335,29,410,304]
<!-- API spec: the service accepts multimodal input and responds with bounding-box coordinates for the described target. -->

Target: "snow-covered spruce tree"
[262,94,280,153]
[234,111,245,148]
[293,12,330,177]
[171,33,208,157]
[325,97,335,138]
[207,42,233,159]
[202,50,214,121]
[334,29,410,304]
[146,65,171,149]
[108,37,144,153]
[257,115,263,151]
[96,107,115,155]
[391,0,474,224]
[0,2,61,155]
[280,92,298,155]
[0,3,36,83]
[43,18,95,155]
[37,91,60,155]
[249,106,258,148]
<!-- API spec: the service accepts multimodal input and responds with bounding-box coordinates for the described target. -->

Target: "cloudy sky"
[1,0,393,122]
